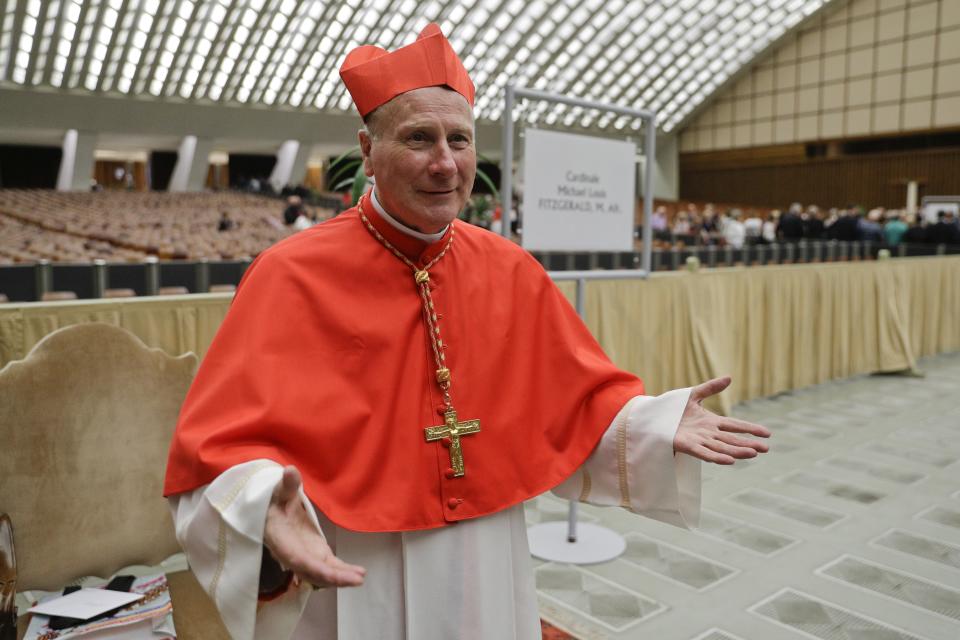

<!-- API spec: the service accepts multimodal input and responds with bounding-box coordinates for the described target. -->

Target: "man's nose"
[428,141,457,177]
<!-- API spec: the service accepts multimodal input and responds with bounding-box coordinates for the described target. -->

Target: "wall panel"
[680,147,960,208]
[681,0,960,151]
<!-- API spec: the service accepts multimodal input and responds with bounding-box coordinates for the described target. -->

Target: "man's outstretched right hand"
[263,465,366,588]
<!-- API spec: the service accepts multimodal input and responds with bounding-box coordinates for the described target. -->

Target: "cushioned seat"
[158,286,189,295]
[104,287,136,298]
[40,291,77,301]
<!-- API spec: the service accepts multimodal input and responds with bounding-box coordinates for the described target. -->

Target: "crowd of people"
[649,201,960,250]
[1,189,958,266]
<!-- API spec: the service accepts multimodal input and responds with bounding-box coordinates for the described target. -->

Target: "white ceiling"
[0,0,836,135]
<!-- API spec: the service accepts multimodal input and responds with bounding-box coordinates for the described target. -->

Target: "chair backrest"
[0,323,198,591]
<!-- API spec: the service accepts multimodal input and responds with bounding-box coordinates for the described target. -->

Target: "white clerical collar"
[371,188,448,243]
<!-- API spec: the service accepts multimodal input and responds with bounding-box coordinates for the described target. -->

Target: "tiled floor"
[530,351,960,640]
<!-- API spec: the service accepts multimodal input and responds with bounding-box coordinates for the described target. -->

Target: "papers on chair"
[23,573,176,639]
[28,589,143,619]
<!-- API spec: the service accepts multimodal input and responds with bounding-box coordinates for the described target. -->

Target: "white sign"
[922,200,960,224]
[521,129,636,251]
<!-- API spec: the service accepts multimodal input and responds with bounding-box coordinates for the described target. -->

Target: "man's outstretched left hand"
[673,376,771,464]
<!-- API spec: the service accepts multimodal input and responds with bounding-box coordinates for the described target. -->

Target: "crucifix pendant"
[424,409,481,477]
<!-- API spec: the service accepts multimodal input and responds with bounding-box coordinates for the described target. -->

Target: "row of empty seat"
[0,190,333,263]
[0,212,148,263]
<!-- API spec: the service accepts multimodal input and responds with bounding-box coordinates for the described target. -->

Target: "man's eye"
[410,132,428,142]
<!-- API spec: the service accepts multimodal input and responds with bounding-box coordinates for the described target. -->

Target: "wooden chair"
[0,323,228,639]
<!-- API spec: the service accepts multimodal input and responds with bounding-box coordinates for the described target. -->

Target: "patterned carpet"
[531,351,960,640]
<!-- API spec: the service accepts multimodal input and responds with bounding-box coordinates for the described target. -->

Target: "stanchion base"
[527,522,626,564]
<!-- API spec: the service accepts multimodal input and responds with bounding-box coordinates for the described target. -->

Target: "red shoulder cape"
[164,197,645,531]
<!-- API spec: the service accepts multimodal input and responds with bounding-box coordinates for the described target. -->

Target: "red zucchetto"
[339,23,475,117]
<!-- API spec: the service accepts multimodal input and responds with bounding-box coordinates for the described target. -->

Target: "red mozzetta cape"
[164,196,645,532]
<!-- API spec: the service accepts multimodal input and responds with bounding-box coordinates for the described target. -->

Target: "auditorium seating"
[0,190,330,263]
[0,191,780,266]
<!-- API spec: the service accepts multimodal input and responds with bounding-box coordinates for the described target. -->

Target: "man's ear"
[358,129,375,178]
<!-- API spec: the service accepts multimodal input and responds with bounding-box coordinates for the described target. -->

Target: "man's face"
[359,86,476,234]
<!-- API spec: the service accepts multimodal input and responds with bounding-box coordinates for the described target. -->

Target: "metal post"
[642,119,655,275]
[145,256,160,296]
[575,277,586,317]
[35,259,52,301]
[567,501,579,543]
[568,275,588,544]
[196,259,210,293]
[499,85,515,240]
[92,259,107,298]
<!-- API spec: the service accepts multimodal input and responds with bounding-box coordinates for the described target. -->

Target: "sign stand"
[500,86,657,565]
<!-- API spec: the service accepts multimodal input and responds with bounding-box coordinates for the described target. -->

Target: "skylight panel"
[1,30,23,80]
[0,0,834,131]
[178,1,195,21]
[784,10,805,28]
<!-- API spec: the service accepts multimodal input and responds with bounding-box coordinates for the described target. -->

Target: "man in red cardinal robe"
[164,23,770,640]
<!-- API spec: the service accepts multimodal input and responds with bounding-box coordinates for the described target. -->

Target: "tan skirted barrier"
[0,293,232,369]
[580,257,960,413]
[1,257,959,414]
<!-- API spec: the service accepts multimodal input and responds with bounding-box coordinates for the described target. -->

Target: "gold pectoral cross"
[424,409,481,477]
